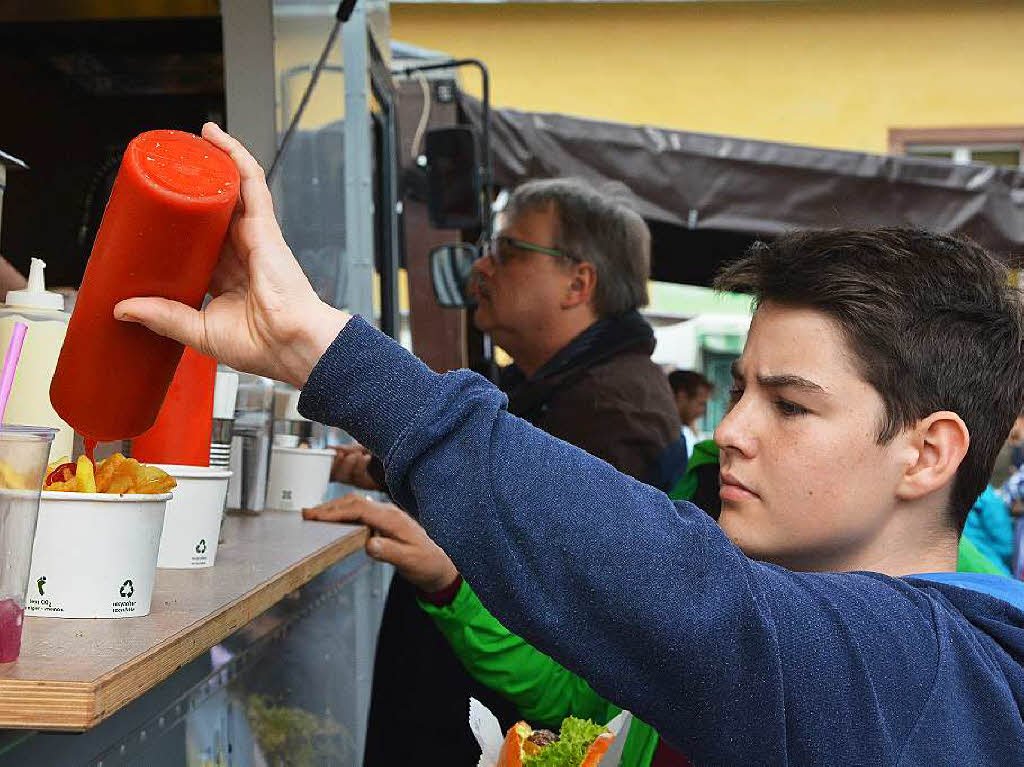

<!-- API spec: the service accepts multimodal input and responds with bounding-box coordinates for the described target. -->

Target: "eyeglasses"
[482,234,581,265]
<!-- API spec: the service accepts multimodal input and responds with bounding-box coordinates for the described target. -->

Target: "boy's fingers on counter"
[303,496,410,538]
[364,535,413,565]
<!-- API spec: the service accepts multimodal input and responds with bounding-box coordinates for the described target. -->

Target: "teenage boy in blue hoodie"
[119,124,1024,765]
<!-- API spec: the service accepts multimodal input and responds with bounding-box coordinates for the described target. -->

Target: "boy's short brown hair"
[716,228,1024,528]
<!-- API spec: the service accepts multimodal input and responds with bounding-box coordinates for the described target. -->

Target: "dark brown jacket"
[363,311,681,767]
[501,310,681,485]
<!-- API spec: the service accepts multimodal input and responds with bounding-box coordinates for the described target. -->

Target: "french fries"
[0,461,31,490]
[45,453,176,495]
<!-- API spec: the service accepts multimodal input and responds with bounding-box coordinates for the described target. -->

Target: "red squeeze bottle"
[130,348,216,466]
[50,130,238,441]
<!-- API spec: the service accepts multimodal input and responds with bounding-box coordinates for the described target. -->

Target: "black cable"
[267,0,357,184]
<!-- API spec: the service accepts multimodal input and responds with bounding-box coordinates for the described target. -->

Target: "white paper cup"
[273,433,300,449]
[25,492,170,618]
[265,446,334,511]
[153,465,232,569]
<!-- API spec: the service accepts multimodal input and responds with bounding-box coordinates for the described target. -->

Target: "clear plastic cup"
[0,426,55,662]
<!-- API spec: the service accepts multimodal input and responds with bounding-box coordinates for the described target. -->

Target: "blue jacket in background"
[963,486,1015,574]
[300,318,1024,765]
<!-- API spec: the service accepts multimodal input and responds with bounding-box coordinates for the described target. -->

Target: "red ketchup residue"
[45,462,76,486]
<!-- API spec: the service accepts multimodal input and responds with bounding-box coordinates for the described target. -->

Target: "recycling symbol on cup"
[196,539,207,554]
[119,580,134,598]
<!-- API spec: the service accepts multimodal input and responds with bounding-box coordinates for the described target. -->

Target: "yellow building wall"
[392,0,1024,154]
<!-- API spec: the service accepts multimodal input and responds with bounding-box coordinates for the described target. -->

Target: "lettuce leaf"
[523,717,608,767]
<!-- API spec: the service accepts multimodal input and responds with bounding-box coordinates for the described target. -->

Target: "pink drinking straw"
[0,322,28,424]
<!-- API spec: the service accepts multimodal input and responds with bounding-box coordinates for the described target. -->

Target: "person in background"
[0,254,27,294]
[668,437,722,519]
[121,125,1024,764]
[1011,413,1024,473]
[667,370,712,460]
[960,414,1024,575]
[332,177,681,765]
[469,178,679,484]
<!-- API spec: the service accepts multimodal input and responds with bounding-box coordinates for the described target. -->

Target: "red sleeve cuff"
[418,573,463,606]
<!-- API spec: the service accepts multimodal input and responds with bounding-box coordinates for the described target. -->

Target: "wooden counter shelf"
[0,513,368,731]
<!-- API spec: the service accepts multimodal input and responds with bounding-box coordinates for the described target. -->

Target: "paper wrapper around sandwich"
[470,697,632,767]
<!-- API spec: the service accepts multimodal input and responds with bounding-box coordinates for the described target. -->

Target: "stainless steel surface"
[272,420,329,450]
[227,375,275,514]
[209,418,234,469]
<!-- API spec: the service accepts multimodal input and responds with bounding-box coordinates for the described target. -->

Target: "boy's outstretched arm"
[299,319,942,764]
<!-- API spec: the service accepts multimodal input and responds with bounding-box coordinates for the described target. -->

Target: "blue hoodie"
[299,318,1024,765]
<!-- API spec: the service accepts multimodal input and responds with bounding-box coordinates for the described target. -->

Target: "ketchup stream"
[44,438,97,487]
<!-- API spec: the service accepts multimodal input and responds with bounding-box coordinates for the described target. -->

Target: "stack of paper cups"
[210,369,239,469]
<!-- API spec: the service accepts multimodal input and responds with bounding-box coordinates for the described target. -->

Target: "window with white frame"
[890,127,1024,168]
[904,143,1021,167]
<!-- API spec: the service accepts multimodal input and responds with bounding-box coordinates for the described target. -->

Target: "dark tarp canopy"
[460,96,1024,284]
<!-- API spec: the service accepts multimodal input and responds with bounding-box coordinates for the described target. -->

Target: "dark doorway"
[0,16,225,288]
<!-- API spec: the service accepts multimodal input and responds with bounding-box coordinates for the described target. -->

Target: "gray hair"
[504,178,650,316]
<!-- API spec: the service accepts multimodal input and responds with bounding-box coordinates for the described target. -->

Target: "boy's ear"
[895,411,969,503]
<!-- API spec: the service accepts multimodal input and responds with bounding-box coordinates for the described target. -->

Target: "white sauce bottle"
[0,258,73,463]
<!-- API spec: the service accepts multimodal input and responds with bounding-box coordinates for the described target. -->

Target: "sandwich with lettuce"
[497,716,614,767]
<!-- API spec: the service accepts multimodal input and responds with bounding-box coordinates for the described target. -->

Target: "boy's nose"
[714,398,757,458]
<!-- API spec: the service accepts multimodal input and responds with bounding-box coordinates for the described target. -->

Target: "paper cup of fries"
[25,454,175,618]
[153,464,231,569]
[26,492,170,618]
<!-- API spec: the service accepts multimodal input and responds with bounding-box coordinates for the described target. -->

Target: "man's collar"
[526,310,655,383]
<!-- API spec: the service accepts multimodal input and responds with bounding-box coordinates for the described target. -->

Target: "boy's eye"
[775,398,808,417]
[728,387,744,406]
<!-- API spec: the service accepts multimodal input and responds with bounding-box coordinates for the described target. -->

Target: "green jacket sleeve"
[419,580,619,729]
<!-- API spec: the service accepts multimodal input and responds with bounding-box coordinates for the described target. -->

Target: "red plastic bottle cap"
[131,131,238,200]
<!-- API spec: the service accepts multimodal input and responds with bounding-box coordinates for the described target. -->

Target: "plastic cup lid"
[0,425,57,442]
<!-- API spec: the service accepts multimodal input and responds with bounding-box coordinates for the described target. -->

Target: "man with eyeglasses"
[332,179,681,489]
[468,178,680,484]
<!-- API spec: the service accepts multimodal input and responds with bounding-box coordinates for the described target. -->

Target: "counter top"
[0,513,368,731]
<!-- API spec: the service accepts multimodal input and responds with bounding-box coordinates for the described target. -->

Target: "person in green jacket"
[421,579,662,765]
